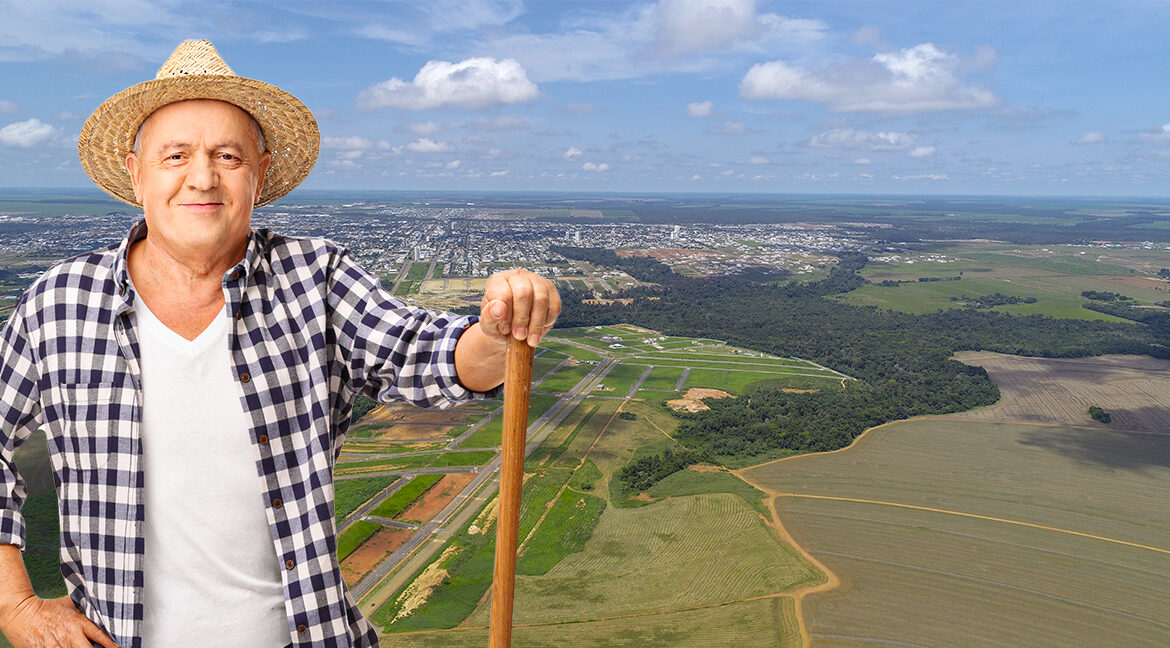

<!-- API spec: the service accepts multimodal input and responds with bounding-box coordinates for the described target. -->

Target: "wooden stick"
[489,336,535,648]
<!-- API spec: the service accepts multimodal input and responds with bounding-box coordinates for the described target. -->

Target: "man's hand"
[477,268,561,348]
[0,593,120,648]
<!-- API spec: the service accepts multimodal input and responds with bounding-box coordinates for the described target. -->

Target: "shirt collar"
[112,219,265,310]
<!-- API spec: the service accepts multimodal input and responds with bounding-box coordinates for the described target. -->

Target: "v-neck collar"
[132,291,228,355]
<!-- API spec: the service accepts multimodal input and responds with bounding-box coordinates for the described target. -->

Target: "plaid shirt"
[0,220,497,648]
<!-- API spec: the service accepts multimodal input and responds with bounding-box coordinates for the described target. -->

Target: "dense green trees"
[617,448,706,492]
[554,248,1167,466]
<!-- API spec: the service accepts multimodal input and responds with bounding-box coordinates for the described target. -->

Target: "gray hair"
[131,108,267,156]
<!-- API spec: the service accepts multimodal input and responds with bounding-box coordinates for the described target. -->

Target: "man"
[0,40,560,648]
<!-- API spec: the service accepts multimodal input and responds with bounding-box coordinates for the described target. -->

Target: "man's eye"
[168,154,183,160]
[220,153,237,160]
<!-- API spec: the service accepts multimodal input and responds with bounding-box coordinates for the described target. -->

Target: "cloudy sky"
[1,0,1168,196]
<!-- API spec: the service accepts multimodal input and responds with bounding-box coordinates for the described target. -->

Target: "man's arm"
[454,269,562,392]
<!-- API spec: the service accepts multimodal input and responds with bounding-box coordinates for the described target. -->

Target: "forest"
[554,248,1168,466]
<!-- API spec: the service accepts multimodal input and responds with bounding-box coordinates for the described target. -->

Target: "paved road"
[353,353,618,611]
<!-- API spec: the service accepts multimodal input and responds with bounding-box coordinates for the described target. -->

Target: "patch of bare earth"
[666,388,735,413]
[340,526,413,586]
[688,463,725,473]
[950,351,1170,432]
[398,473,478,524]
[357,402,484,426]
[781,388,818,394]
[392,546,461,622]
[372,424,458,441]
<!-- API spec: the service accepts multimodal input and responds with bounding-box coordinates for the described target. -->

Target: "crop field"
[951,351,1170,432]
[680,367,838,395]
[846,242,1170,320]
[740,417,1170,647]
[387,597,800,648]
[371,474,445,519]
[335,475,400,523]
[460,394,560,448]
[534,363,597,393]
[397,473,478,525]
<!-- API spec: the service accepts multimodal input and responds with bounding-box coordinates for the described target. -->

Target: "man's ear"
[254,151,272,203]
[125,153,142,204]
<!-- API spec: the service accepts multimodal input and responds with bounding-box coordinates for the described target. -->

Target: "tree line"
[554,249,1168,467]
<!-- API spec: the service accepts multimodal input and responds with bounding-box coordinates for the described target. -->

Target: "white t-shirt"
[134,293,287,647]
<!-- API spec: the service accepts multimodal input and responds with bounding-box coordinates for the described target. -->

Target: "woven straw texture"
[78,40,318,208]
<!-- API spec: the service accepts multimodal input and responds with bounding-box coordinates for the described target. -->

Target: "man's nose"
[185,152,219,190]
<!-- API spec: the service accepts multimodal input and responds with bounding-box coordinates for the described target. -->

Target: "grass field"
[459,394,560,448]
[335,475,399,523]
[594,362,648,396]
[337,520,381,561]
[535,363,597,393]
[741,417,1170,647]
[635,365,686,391]
[370,474,444,519]
[680,367,838,395]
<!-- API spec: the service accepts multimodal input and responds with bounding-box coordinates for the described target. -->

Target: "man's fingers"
[82,622,121,648]
[506,272,534,341]
[527,285,550,347]
[480,298,510,337]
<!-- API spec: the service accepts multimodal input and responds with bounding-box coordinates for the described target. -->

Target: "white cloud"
[909,146,936,158]
[691,173,702,180]
[446,159,462,169]
[707,120,747,134]
[563,147,583,160]
[621,154,644,163]
[687,100,714,117]
[747,156,769,164]
[741,43,998,113]
[406,138,454,153]
[322,135,373,150]
[0,118,59,149]
[356,57,539,111]
[0,100,18,114]
[854,158,872,165]
[467,116,529,131]
[490,170,508,176]
[653,0,761,57]
[1138,124,1170,143]
[410,121,442,136]
[55,110,81,121]
[894,173,949,181]
[1075,131,1106,145]
[582,161,610,171]
[809,129,915,150]
[476,1,824,83]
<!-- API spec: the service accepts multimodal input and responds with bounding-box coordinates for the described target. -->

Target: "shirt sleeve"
[0,297,42,551]
[327,247,503,410]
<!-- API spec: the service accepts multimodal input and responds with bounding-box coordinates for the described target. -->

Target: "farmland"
[839,242,1170,321]
[739,352,1170,647]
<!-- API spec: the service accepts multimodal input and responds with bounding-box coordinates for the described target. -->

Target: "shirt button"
[240,372,251,383]
[272,497,283,509]
[285,559,295,570]
[235,309,242,320]
[230,270,240,281]
[258,434,269,445]
[297,624,307,634]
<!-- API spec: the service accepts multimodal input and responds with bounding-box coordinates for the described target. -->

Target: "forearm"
[0,543,35,621]
[454,322,508,392]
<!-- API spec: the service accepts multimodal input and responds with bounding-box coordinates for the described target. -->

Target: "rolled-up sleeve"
[328,247,502,410]
[0,297,42,551]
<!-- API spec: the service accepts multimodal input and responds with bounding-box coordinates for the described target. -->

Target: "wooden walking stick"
[489,335,535,648]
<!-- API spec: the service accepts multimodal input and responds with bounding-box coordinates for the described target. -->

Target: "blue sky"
[1,0,1168,196]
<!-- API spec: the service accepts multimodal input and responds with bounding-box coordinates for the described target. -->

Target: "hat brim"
[78,75,319,208]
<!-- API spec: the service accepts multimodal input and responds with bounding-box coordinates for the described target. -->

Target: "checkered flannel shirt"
[0,220,499,648]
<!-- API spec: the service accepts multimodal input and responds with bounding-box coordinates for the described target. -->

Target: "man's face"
[125,99,271,262]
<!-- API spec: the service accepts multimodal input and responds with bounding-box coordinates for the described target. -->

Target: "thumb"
[480,298,510,338]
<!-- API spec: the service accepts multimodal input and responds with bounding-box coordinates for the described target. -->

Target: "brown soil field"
[369,424,459,441]
[781,388,819,394]
[398,473,478,524]
[358,402,485,426]
[666,388,734,413]
[950,351,1170,433]
[340,526,413,586]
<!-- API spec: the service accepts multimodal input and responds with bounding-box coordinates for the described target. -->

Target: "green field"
[337,520,381,561]
[335,475,399,523]
[370,474,444,519]
[681,367,840,395]
[387,597,801,648]
[538,338,602,363]
[595,362,648,396]
[535,363,597,393]
[635,365,686,391]
[459,394,560,448]
[405,262,430,280]
[742,418,1170,647]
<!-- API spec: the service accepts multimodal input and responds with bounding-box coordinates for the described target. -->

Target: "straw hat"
[78,39,319,208]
